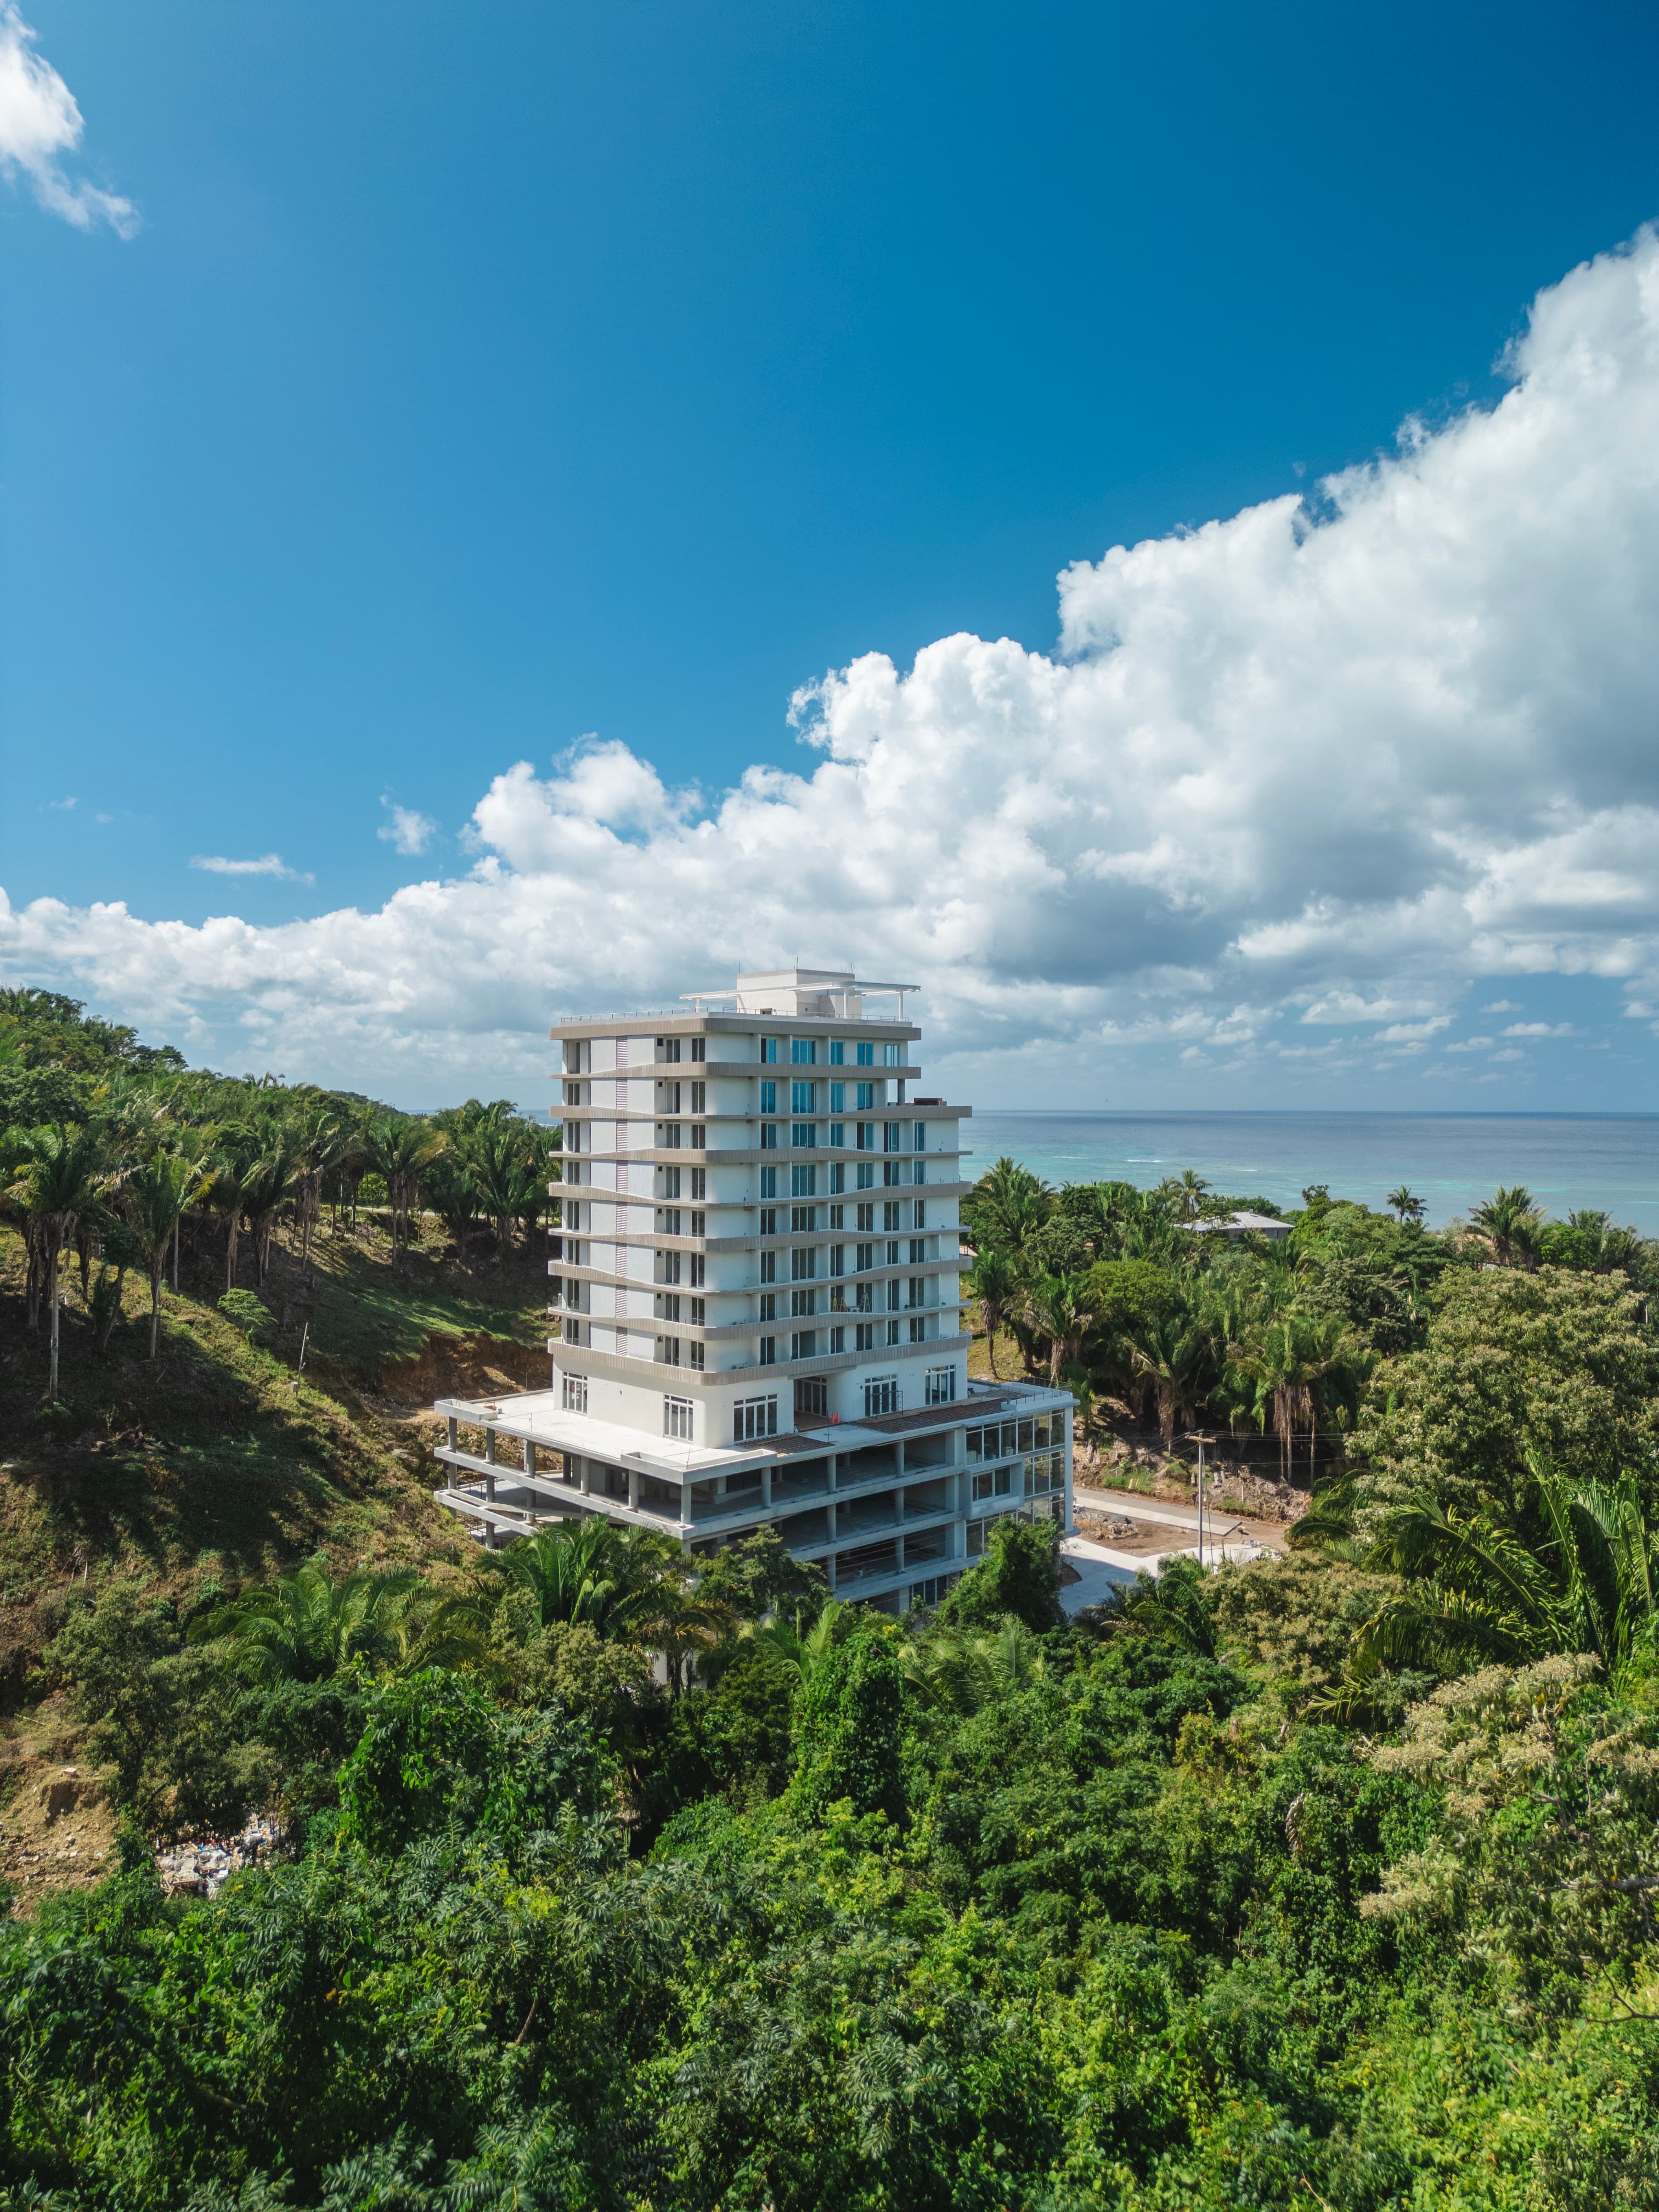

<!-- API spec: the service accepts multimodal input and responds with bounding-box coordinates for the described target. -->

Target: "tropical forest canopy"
[0,990,1658,2208]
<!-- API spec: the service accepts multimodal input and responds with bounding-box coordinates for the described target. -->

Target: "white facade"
[432,967,1073,1612]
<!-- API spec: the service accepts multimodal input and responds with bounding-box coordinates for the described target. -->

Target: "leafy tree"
[337,1667,610,1856]
[935,1515,1063,1634]
[1351,1266,1659,1525]
[789,1621,906,1825]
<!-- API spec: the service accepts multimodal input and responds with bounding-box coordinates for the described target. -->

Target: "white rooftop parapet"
[679,967,919,1019]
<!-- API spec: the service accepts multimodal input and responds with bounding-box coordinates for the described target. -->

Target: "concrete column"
[447,1415,458,1452]
[484,1427,496,1502]
[760,1464,772,1509]
[827,1498,838,1541]
[826,1452,838,1493]
[628,1466,641,1511]
[580,1456,592,1497]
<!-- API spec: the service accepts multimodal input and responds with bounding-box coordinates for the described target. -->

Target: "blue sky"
[4,1,1659,1108]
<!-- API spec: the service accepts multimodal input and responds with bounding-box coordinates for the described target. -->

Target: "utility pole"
[1186,1433,1214,1568]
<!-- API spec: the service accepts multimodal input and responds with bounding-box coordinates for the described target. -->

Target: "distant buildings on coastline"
[1181,1210,1292,1242]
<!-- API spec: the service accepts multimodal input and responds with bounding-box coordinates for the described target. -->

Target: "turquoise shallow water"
[964,1112,1659,1233]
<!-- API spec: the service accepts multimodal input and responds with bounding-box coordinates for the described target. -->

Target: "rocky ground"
[1074,1431,1309,1522]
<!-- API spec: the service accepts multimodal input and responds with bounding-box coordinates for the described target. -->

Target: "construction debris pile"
[154,1815,281,1898]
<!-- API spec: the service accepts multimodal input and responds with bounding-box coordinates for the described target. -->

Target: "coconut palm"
[239,1133,301,1285]
[286,1096,346,1273]
[188,1557,424,1682]
[1386,1186,1426,1224]
[364,1115,449,1266]
[468,1122,544,1263]
[3,1122,119,1397]
[964,1156,1051,1256]
[125,1150,215,1357]
[1239,1308,1354,1484]
[1469,1184,1545,1268]
[964,1245,1017,1378]
[1156,1169,1211,1223]
[1025,1269,1095,1387]
[1128,1311,1213,1447]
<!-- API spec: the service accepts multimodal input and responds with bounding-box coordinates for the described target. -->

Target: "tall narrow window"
[924,1365,956,1405]
[733,1393,778,1440]
[663,1396,693,1441]
[760,1037,778,1064]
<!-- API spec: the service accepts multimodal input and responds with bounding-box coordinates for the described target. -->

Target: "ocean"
[963,1112,1659,1233]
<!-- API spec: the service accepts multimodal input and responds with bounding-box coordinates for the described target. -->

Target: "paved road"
[1073,1481,1291,1553]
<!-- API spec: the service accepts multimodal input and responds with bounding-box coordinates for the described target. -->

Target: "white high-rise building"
[432,968,1073,1612]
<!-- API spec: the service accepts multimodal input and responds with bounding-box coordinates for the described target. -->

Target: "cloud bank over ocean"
[5,233,1659,1100]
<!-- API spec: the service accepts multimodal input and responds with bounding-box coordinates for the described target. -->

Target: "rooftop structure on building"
[1180,1210,1292,1242]
[432,966,1074,1612]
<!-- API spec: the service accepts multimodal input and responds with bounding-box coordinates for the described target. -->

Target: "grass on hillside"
[0,1212,555,1689]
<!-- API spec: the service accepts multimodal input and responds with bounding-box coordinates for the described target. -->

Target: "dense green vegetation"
[962,1155,1658,1481]
[2,992,1659,2207]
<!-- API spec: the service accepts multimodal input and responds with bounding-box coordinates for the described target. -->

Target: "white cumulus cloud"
[0,4,136,236]
[378,803,439,858]
[189,854,311,883]
[7,230,1659,1097]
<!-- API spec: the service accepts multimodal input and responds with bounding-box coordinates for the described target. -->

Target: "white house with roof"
[431,966,1074,1612]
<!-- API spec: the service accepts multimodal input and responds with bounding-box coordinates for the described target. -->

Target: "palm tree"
[286,1096,346,1274]
[1343,1463,1659,1687]
[964,1157,1051,1256]
[1469,1184,1544,1268]
[965,1245,1017,1376]
[1128,1312,1212,1447]
[492,1518,680,1640]
[3,1122,118,1397]
[1025,1269,1094,1387]
[188,1556,422,1681]
[468,1122,544,1263]
[751,1599,845,1686]
[364,1115,449,1267]
[1386,1186,1426,1224]
[901,1613,1048,1716]
[1156,1169,1211,1223]
[1239,1309,1354,1484]
[239,1133,300,1285]
[1119,1555,1217,1657]
[125,1150,215,1357]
